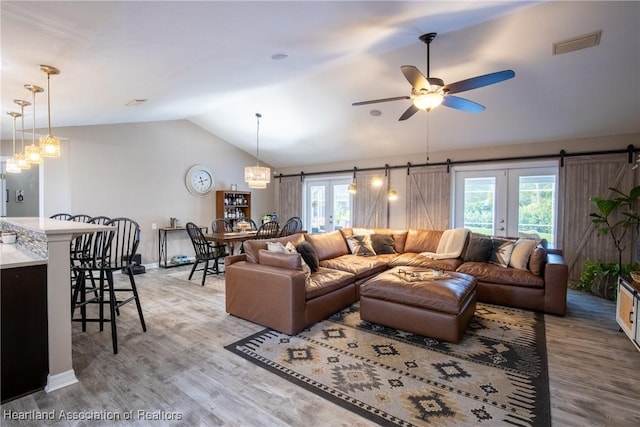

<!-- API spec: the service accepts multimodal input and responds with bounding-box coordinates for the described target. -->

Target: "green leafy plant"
[590,185,640,268]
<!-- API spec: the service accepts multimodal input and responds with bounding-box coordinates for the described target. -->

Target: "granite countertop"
[0,242,47,269]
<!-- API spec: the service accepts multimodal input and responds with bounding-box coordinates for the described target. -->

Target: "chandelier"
[244,113,271,189]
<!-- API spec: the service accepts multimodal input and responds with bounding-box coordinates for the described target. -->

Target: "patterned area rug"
[225,303,550,427]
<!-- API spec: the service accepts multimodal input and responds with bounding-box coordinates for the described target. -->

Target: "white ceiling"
[1,1,638,169]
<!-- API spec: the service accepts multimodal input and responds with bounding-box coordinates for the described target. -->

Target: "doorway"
[304,178,352,233]
[452,161,558,246]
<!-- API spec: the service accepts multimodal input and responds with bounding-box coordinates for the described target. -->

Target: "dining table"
[205,230,258,254]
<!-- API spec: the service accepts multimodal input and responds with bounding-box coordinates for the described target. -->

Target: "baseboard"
[45,370,78,393]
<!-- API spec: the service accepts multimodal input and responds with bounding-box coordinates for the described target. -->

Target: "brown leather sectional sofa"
[225,227,568,335]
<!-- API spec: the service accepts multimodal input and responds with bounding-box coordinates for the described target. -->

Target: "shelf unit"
[216,191,252,228]
[617,276,640,351]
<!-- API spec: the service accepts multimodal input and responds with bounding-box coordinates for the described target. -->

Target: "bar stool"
[71,217,147,354]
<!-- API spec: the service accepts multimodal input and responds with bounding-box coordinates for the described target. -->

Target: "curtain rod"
[275,145,637,180]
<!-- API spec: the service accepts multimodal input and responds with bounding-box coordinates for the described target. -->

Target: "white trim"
[45,369,78,393]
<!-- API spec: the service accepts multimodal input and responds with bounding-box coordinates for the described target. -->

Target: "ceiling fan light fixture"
[412,89,444,111]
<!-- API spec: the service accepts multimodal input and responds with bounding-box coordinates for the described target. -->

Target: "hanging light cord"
[46,73,52,134]
[255,112,262,167]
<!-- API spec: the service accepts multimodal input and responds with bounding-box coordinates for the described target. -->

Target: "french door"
[453,162,558,246]
[304,178,352,233]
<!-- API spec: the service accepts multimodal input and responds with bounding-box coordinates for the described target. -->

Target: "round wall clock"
[185,164,215,196]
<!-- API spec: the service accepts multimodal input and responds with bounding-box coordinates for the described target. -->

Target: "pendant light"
[38,65,61,157]
[14,99,31,170]
[244,113,271,189]
[5,112,22,174]
[24,84,44,164]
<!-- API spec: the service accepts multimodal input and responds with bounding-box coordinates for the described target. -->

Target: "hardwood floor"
[2,266,639,426]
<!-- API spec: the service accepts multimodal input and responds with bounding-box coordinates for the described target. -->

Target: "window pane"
[463,177,495,235]
[309,185,325,233]
[332,184,351,230]
[518,175,556,246]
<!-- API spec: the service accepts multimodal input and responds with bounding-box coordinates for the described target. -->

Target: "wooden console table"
[158,226,207,268]
[617,276,640,351]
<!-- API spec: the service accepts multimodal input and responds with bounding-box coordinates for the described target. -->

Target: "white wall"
[37,119,275,265]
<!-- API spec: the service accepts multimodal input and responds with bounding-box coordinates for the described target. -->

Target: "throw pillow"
[346,235,376,256]
[509,238,540,270]
[370,234,396,254]
[489,238,515,267]
[529,246,547,276]
[297,241,319,272]
[266,241,287,253]
[463,236,493,262]
[286,241,311,276]
[258,249,302,270]
[352,228,374,236]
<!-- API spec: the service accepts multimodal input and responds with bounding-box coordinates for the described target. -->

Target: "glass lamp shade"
[244,165,271,189]
[387,190,398,201]
[371,176,384,187]
[25,144,43,164]
[6,158,21,174]
[348,183,357,194]
[15,153,31,170]
[412,90,444,111]
[40,134,61,157]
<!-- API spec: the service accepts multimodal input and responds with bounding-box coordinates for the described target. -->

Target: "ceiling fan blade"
[399,104,420,121]
[352,96,409,106]
[401,65,429,90]
[442,95,485,113]
[444,70,515,95]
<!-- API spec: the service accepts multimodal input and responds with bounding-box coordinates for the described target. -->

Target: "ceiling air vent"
[553,30,602,55]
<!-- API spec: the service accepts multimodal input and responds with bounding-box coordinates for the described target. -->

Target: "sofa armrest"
[225,261,307,335]
[225,254,246,266]
[543,252,569,315]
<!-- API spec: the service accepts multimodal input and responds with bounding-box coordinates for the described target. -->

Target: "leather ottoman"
[359,267,477,343]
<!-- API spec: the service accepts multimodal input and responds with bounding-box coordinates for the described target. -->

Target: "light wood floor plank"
[1,266,639,426]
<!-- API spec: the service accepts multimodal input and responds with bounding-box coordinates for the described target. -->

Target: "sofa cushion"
[463,235,493,262]
[320,254,388,280]
[403,229,443,253]
[258,249,302,270]
[529,246,547,276]
[509,238,540,270]
[488,238,515,267]
[306,267,355,300]
[346,234,376,256]
[388,253,463,271]
[297,241,320,272]
[370,234,396,255]
[305,230,350,261]
[243,233,306,264]
[456,262,544,288]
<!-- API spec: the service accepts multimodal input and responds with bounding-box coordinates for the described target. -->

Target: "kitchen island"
[0,217,111,400]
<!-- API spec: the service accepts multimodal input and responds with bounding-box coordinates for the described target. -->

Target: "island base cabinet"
[1,264,49,403]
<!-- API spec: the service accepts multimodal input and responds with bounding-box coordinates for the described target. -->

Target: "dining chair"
[211,218,233,233]
[186,222,227,285]
[279,216,303,237]
[255,220,280,240]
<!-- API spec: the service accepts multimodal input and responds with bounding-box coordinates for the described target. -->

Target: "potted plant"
[585,185,640,299]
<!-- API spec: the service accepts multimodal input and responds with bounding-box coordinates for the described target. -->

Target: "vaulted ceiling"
[1,1,638,168]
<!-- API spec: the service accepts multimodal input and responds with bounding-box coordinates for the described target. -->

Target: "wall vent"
[553,30,602,55]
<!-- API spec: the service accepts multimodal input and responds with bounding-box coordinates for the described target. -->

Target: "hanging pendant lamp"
[38,65,61,157]
[244,113,271,189]
[14,99,31,170]
[24,84,44,164]
[5,112,22,174]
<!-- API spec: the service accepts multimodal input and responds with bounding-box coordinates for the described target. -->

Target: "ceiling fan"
[352,32,515,121]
